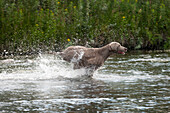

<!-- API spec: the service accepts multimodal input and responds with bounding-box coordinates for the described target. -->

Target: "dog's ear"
[109,42,120,51]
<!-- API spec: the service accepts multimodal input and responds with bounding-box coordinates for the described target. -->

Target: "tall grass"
[0,0,169,55]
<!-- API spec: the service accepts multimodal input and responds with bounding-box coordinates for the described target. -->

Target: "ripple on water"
[0,52,169,112]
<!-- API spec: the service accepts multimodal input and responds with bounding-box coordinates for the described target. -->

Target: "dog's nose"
[124,48,127,52]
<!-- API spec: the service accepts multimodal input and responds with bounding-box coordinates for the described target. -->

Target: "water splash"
[0,52,169,112]
[0,53,169,82]
[71,49,84,63]
[0,54,91,80]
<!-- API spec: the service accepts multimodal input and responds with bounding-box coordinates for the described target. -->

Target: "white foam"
[0,54,168,82]
[71,50,84,63]
[0,59,14,64]
[93,70,169,82]
[0,54,89,80]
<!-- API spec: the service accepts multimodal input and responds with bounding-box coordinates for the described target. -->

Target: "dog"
[58,42,127,77]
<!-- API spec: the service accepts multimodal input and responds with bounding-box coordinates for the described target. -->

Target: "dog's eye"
[116,45,121,51]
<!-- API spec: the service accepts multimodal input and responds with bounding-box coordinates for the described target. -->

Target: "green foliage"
[0,0,169,54]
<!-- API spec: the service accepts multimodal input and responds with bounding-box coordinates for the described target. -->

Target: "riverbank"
[0,0,169,54]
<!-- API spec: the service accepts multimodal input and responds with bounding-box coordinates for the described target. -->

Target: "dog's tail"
[56,52,64,57]
[48,51,63,57]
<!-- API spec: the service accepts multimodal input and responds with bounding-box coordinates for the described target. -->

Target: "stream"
[0,51,169,112]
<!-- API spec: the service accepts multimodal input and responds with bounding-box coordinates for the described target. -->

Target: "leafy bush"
[0,0,169,54]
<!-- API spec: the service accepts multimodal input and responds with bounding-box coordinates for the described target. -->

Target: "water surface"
[0,51,169,112]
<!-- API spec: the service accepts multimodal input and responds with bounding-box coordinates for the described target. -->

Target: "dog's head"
[109,42,127,55]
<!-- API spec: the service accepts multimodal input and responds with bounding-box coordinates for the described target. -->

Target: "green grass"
[0,0,169,55]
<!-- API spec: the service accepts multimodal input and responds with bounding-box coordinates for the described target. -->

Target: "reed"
[0,0,169,55]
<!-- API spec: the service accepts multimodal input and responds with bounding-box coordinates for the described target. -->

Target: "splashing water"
[0,51,169,112]
[71,50,85,63]
[0,54,90,80]
[0,52,169,84]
